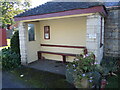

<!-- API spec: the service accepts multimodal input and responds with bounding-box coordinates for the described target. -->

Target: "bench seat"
[37,51,77,63]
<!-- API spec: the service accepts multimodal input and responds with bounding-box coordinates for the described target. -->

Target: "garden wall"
[104,7,120,59]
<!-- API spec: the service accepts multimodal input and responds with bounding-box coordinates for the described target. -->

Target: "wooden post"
[37,52,41,60]
[62,55,66,63]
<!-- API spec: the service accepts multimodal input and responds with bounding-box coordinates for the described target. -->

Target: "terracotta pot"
[101,79,107,90]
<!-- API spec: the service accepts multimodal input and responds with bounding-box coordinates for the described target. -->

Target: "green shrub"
[2,48,21,70]
[10,30,20,54]
[1,30,21,70]
[100,58,119,76]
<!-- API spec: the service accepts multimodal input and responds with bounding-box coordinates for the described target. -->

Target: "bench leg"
[37,52,42,60]
[62,55,66,63]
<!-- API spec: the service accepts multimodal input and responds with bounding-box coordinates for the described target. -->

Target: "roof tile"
[15,2,119,17]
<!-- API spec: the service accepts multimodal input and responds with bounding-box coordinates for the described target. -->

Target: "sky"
[31,0,52,8]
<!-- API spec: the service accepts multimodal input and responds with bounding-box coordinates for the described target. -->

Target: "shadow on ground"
[2,66,75,88]
[28,60,67,75]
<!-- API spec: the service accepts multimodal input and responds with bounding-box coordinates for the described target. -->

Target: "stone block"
[87,20,101,26]
[86,37,96,42]
[86,42,98,50]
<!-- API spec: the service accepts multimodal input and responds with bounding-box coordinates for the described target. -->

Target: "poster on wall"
[44,26,50,39]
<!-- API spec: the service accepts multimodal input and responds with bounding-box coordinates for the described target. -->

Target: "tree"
[0,0,31,29]
[10,30,20,54]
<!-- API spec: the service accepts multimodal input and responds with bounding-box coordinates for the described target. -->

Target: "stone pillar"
[86,14,104,63]
[19,22,27,65]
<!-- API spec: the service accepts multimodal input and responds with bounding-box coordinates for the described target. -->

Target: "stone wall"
[104,7,120,59]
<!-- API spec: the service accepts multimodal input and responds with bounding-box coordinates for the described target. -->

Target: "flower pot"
[74,78,89,88]
[101,79,107,89]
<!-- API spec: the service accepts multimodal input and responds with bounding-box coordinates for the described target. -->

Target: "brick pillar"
[86,14,104,63]
[19,22,27,65]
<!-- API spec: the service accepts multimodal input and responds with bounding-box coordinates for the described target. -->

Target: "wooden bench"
[37,51,78,63]
[38,44,86,63]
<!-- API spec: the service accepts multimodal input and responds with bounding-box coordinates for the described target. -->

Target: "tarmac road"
[2,71,31,89]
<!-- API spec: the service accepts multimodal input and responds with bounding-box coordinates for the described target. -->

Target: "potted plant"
[66,53,101,88]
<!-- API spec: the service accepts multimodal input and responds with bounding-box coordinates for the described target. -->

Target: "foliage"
[66,53,100,88]
[97,58,119,77]
[10,30,20,54]
[2,48,21,70]
[105,73,119,88]
[66,52,119,88]
[0,0,31,28]
[2,30,21,70]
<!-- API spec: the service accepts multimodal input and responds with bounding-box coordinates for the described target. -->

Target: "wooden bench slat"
[37,51,78,63]
[38,51,77,56]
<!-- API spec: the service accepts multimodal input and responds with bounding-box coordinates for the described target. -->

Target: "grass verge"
[11,66,75,88]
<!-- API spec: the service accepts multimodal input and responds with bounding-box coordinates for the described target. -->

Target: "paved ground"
[2,71,31,88]
[28,60,66,75]
[0,70,2,89]
[0,47,30,88]
[0,49,2,89]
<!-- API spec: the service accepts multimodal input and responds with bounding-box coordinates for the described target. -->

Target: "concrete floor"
[27,60,67,75]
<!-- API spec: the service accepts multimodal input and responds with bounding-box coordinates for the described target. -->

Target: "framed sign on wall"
[44,26,50,39]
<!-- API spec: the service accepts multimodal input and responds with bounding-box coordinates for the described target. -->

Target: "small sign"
[88,34,96,39]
